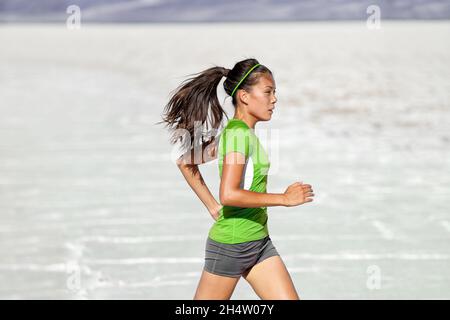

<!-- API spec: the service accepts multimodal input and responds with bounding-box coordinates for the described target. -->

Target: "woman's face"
[245,73,277,121]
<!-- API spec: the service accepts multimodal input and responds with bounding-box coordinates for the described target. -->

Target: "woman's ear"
[238,90,249,105]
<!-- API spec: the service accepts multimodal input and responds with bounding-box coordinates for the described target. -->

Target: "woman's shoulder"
[220,121,253,142]
[221,119,254,137]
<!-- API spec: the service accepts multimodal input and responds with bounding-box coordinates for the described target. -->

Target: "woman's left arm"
[176,139,222,220]
[178,163,222,220]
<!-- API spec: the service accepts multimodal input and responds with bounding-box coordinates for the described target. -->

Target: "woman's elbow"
[220,189,238,206]
[219,191,228,206]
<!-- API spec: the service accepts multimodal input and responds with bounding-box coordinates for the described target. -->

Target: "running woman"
[161,58,314,300]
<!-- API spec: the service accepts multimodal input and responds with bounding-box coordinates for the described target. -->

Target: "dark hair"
[158,57,272,176]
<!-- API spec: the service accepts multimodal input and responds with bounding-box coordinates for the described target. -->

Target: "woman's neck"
[232,112,257,129]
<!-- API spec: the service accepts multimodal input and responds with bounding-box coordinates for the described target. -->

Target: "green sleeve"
[222,126,252,158]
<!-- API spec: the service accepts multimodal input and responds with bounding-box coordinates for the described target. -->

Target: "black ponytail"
[159,66,229,175]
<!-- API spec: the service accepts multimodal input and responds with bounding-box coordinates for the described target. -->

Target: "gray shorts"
[203,235,280,278]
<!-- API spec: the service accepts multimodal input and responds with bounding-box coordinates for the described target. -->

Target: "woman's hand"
[283,181,314,207]
[209,203,223,221]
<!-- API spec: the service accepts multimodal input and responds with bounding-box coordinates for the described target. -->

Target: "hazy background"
[1,0,449,22]
[0,0,449,299]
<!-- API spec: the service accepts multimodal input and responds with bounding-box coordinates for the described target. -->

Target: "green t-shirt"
[208,118,271,244]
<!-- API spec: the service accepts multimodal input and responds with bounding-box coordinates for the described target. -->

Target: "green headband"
[230,63,261,97]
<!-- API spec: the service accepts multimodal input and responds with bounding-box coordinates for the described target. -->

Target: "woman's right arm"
[219,152,314,208]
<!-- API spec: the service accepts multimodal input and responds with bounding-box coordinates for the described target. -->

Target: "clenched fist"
[283,181,314,207]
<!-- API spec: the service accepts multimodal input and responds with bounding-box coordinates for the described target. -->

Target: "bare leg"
[243,255,300,300]
[194,269,241,300]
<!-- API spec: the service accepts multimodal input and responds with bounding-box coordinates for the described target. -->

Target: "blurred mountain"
[0,0,449,22]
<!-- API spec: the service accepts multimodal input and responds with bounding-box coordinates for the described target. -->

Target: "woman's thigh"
[193,269,241,300]
[242,255,300,300]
